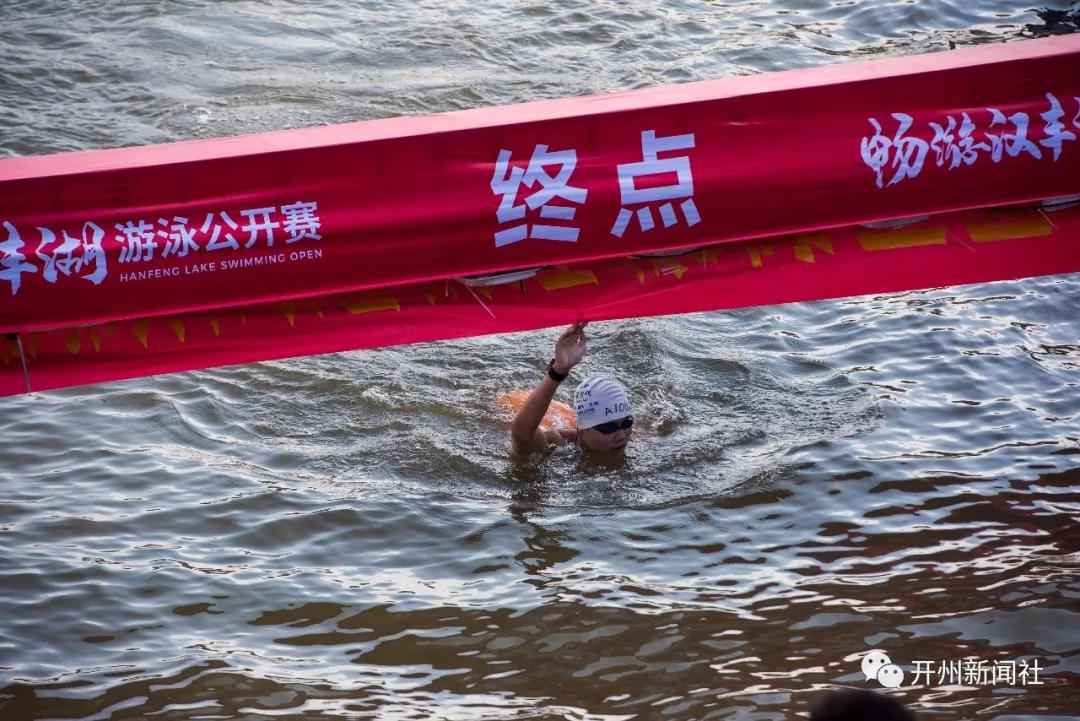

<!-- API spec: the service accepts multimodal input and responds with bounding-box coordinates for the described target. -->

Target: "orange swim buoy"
[495,389,576,431]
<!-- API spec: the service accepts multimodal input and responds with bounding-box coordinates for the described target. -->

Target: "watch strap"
[547,359,568,383]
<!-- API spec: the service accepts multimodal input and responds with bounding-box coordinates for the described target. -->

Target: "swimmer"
[507,321,634,455]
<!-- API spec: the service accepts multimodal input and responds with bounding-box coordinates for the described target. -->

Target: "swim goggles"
[593,416,634,435]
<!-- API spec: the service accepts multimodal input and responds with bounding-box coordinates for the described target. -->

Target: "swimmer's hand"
[553,321,587,375]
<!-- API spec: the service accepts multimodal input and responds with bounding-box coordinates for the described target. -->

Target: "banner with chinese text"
[1,36,1078,394]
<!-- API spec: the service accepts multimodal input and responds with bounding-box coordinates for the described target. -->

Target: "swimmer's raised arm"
[510,321,587,454]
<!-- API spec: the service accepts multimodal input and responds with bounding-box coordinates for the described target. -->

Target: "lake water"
[0,1,1078,719]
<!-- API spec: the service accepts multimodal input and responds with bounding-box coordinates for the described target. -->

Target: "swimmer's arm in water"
[510,322,587,454]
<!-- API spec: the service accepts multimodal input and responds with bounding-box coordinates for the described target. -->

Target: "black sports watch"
[547,359,568,383]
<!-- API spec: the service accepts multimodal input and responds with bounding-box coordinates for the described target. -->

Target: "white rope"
[12,334,31,394]
[457,281,497,319]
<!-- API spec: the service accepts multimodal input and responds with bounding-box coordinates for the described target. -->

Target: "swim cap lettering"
[574,376,631,430]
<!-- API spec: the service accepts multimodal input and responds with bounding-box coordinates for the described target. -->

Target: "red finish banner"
[1,203,1078,397]
[1,36,1079,394]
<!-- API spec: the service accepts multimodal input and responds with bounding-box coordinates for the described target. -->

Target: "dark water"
[1,2,1079,719]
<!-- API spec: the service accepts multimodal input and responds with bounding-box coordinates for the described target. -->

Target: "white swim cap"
[574,376,631,430]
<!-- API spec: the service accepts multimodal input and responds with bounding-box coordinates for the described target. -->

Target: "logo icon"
[861,649,905,688]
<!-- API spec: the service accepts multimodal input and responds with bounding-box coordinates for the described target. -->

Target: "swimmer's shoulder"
[511,427,578,455]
